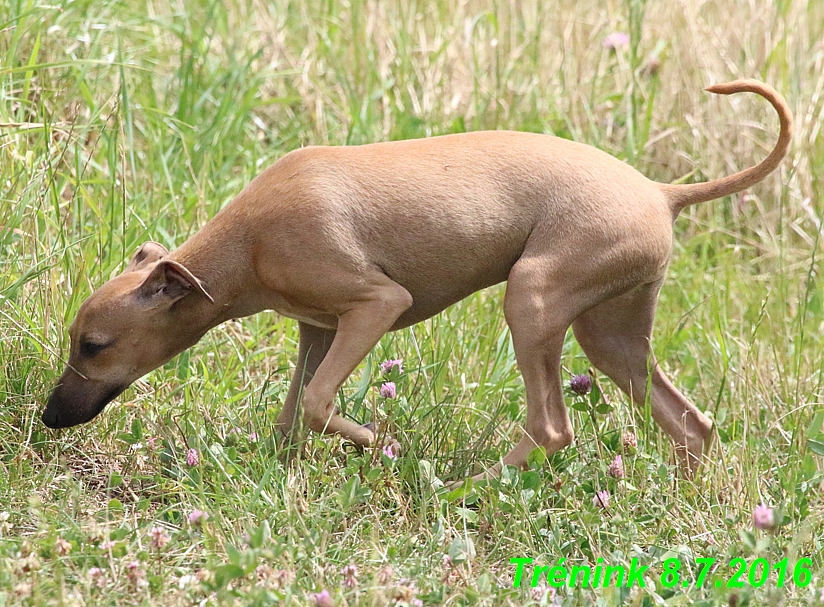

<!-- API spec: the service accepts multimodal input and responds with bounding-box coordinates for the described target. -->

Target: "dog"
[43,80,791,477]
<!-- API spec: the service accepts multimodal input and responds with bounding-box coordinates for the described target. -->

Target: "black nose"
[41,407,60,429]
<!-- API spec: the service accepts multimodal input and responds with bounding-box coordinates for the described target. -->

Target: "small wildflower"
[622,432,638,452]
[249,432,259,442]
[411,600,423,607]
[753,504,775,530]
[148,526,170,550]
[593,489,611,510]
[186,448,199,466]
[382,443,397,459]
[569,374,592,396]
[391,583,418,602]
[54,537,72,556]
[442,554,453,567]
[146,437,159,450]
[17,554,40,573]
[188,509,209,526]
[272,569,295,589]
[312,589,334,607]
[341,563,359,588]
[87,567,106,589]
[608,454,624,479]
[99,540,116,550]
[255,563,273,582]
[126,561,147,588]
[603,32,630,50]
[380,359,403,374]
[13,583,32,598]
[378,564,395,584]
[532,585,558,601]
[379,382,397,399]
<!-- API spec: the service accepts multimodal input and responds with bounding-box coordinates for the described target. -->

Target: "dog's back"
[231,131,671,326]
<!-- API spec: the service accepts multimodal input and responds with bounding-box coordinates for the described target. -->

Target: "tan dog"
[44,80,791,477]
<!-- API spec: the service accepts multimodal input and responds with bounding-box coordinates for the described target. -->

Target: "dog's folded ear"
[136,259,215,305]
[126,241,170,272]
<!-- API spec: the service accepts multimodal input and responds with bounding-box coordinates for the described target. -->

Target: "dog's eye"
[80,341,109,358]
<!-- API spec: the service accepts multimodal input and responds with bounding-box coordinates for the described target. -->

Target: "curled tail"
[660,79,792,214]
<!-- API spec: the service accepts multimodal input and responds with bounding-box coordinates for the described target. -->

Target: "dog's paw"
[274,429,306,465]
[363,422,401,457]
[383,437,402,458]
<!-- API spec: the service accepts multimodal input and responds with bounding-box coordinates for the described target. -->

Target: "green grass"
[1,0,824,605]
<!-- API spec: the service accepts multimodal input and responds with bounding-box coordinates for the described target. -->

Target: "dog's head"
[42,242,213,428]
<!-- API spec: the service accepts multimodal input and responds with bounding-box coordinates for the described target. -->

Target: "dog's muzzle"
[42,374,127,429]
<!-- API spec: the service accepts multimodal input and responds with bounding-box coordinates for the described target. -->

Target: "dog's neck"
[166,216,267,335]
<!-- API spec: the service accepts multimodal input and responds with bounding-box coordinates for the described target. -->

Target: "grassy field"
[2,0,824,605]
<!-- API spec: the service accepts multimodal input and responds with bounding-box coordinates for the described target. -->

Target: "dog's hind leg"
[571,280,713,476]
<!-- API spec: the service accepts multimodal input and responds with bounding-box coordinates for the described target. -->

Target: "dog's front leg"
[300,281,413,446]
[276,321,336,447]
